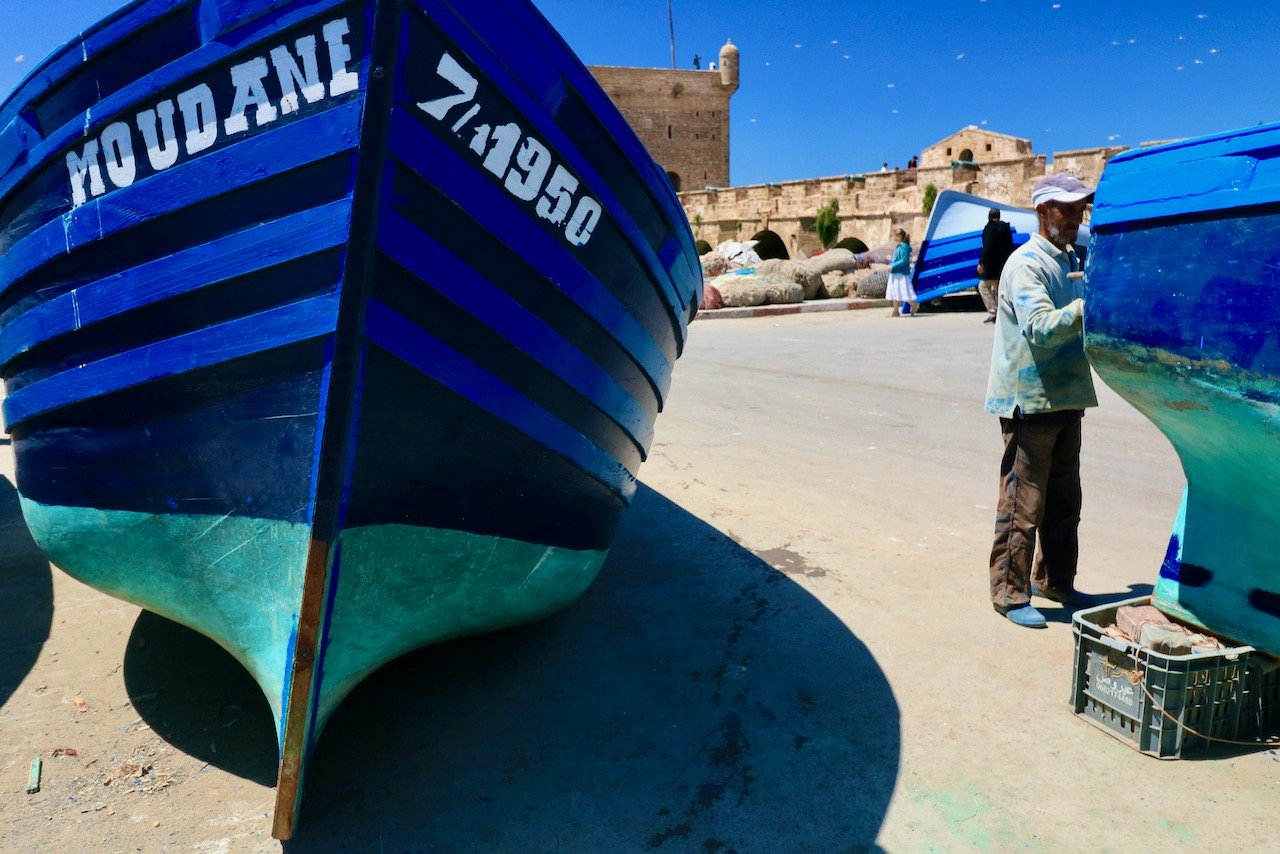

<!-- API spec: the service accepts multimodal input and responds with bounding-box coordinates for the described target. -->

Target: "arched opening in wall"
[666,171,682,192]
[750,229,789,260]
[959,148,974,162]
[834,236,869,255]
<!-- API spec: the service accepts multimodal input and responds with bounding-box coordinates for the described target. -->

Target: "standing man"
[985,174,1098,628]
[976,207,1014,323]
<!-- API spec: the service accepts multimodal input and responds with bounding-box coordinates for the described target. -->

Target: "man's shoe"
[993,603,1047,628]
[1031,585,1098,608]
[983,315,996,323]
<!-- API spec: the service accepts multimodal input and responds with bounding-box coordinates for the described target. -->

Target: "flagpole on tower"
[668,0,676,69]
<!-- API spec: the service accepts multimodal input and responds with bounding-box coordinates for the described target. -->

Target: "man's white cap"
[1031,173,1095,207]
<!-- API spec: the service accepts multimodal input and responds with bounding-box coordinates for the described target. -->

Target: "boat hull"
[1086,124,1280,655]
[912,189,1089,302]
[0,0,699,837]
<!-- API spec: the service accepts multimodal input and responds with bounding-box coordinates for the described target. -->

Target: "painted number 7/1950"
[417,52,602,248]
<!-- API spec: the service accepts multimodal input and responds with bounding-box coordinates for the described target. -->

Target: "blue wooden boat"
[0,0,700,837]
[912,189,1091,302]
[1086,123,1280,658]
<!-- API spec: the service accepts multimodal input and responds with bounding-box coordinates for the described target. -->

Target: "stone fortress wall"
[589,41,1132,258]
[680,125,1128,258]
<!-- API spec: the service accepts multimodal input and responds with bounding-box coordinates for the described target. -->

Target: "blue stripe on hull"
[368,250,646,473]
[11,341,329,521]
[381,154,664,411]
[1090,122,1280,228]
[365,300,635,497]
[4,292,339,428]
[343,341,628,550]
[400,0,689,336]
[0,199,352,367]
[0,103,363,295]
[384,107,675,392]
[376,206,652,456]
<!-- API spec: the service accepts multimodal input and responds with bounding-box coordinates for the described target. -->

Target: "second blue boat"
[1086,122,1280,658]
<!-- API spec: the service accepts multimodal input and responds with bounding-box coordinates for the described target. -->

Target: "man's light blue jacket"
[984,232,1098,417]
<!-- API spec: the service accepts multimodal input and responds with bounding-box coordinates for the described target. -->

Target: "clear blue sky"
[3,0,1278,186]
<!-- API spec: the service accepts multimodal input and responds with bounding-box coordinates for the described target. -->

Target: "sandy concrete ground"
[0,307,1275,852]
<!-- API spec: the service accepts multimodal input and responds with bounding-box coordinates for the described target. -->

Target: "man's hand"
[976,263,985,276]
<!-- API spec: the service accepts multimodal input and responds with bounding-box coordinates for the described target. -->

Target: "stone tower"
[588,38,738,193]
[718,38,739,94]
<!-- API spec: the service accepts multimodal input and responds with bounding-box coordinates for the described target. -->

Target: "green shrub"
[813,199,840,249]
[922,183,938,215]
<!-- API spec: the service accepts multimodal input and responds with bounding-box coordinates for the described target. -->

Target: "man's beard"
[1046,223,1077,245]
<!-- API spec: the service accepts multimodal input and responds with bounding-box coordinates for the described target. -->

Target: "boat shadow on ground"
[122,613,280,785]
[124,484,901,850]
[0,476,53,711]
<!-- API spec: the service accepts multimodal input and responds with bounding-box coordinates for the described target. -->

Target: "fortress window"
[668,125,672,139]
[986,143,992,151]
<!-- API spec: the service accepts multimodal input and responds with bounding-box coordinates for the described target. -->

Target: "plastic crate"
[1244,654,1280,737]
[1070,596,1256,758]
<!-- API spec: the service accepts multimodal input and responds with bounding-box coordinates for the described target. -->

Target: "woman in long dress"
[886,229,919,317]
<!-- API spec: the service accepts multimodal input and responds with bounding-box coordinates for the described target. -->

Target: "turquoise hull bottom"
[19,499,607,745]
[1088,337,1280,655]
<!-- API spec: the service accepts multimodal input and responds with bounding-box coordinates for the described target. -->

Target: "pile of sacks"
[699,241,893,309]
